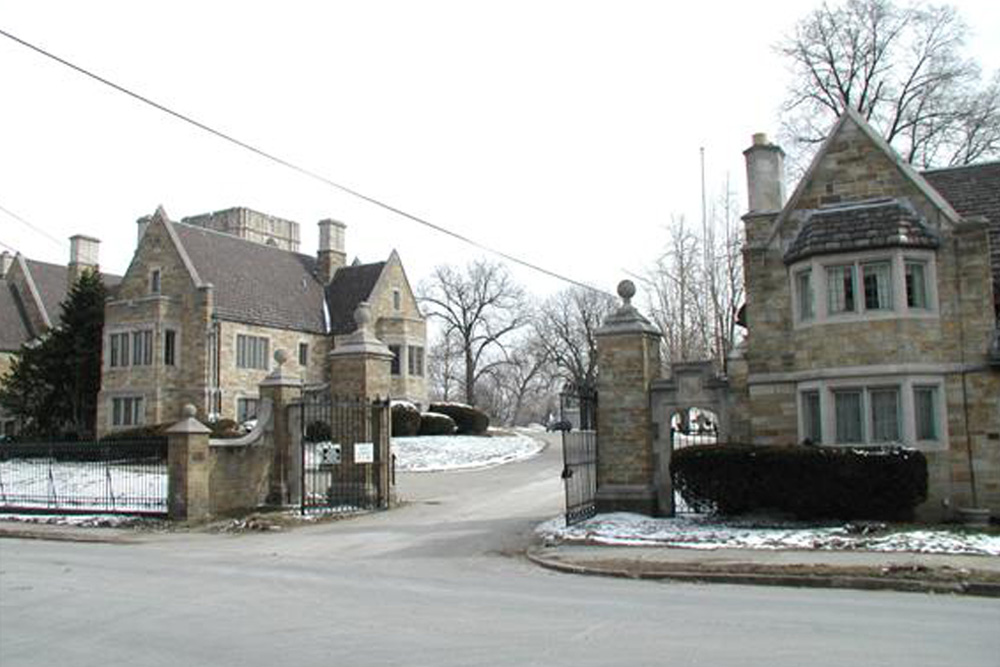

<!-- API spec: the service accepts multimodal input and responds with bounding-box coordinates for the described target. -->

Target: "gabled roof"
[170,222,328,334]
[325,261,387,335]
[0,283,31,351]
[784,198,939,264]
[769,107,962,247]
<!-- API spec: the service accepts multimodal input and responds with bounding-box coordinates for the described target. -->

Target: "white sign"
[354,442,375,464]
[318,443,341,465]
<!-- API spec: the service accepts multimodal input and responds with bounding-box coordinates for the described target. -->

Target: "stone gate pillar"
[595,280,663,515]
[260,349,303,505]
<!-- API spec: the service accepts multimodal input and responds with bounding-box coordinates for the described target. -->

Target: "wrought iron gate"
[670,424,718,514]
[300,393,392,513]
[560,386,597,526]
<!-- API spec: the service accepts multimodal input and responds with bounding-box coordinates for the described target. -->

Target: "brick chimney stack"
[743,133,786,214]
[317,219,347,284]
[68,235,100,287]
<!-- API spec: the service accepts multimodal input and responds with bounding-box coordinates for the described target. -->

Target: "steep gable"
[772,108,960,249]
[325,261,387,335]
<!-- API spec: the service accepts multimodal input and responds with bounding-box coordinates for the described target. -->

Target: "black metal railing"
[561,386,598,526]
[300,396,392,514]
[0,439,168,515]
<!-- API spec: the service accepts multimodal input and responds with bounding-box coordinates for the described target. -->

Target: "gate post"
[166,405,212,522]
[594,280,664,515]
[328,303,394,505]
[260,349,303,506]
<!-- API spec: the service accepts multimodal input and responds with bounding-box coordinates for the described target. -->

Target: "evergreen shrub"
[670,444,928,520]
[419,412,457,436]
[391,402,422,437]
[428,402,489,435]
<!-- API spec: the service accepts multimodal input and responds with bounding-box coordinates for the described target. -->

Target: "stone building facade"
[731,108,1000,520]
[96,206,426,436]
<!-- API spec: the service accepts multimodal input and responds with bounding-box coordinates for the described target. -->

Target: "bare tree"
[646,215,711,364]
[478,335,554,426]
[778,0,1000,170]
[532,286,616,392]
[643,189,745,372]
[426,328,462,402]
[419,260,527,406]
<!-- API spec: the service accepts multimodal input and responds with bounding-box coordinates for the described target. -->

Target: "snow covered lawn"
[392,432,544,472]
[538,512,1000,557]
[0,460,167,513]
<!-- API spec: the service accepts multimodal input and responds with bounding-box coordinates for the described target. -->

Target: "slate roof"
[0,259,122,351]
[0,282,31,351]
[784,198,940,264]
[325,261,387,335]
[171,222,329,334]
[922,162,1000,290]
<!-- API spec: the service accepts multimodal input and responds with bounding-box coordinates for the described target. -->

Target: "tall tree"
[778,0,1000,169]
[419,260,527,406]
[532,286,616,392]
[0,270,107,437]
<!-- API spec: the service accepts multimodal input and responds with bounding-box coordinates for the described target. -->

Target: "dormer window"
[150,269,161,295]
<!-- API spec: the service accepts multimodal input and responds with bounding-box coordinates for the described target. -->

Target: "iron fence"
[561,386,598,526]
[671,426,719,514]
[0,439,168,515]
[300,395,392,514]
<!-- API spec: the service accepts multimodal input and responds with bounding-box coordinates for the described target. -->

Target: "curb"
[526,548,1000,598]
[0,524,136,545]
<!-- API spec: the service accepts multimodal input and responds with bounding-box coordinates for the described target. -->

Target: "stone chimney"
[0,251,12,279]
[743,133,786,214]
[317,218,347,284]
[68,235,100,287]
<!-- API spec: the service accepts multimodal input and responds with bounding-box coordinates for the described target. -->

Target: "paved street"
[2,434,999,667]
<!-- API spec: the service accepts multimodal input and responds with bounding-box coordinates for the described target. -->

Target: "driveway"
[2,433,998,667]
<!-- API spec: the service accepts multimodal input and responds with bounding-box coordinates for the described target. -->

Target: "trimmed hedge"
[670,444,928,520]
[419,412,457,436]
[391,402,422,437]
[428,402,489,435]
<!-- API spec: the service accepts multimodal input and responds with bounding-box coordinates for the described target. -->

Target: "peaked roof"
[325,261,387,335]
[770,107,962,246]
[0,282,31,351]
[170,222,328,334]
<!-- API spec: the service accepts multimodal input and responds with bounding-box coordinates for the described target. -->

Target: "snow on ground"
[392,432,544,472]
[537,512,1000,557]
[0,460,167,513]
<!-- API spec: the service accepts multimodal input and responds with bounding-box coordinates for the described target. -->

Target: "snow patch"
[393,433,544,472]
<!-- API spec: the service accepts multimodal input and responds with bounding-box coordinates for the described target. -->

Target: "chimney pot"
[743,133,786,214]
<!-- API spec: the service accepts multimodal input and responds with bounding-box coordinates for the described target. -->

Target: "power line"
[0,27,611,296]
[0,238,19,253]
[0,202,66,248]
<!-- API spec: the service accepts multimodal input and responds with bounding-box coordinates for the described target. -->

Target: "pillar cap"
[596,280,662,337]
[166,404,212,434]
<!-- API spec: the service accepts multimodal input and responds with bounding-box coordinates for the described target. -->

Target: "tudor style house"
[732,107,1000,519]
[96,206,426,436]
[1,238,121,437]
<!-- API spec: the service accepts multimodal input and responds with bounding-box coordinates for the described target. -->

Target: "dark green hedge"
[670,444,928,520]
[419,412,457,436]
[391,402,422,437]
[428,403,489,435]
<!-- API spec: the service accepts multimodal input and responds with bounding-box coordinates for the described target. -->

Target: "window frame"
[111,396,145,428]
[388,344,402,376]
[236,334,270,371]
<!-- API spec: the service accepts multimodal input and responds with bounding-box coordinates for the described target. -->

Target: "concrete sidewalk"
[528,542,1000,597]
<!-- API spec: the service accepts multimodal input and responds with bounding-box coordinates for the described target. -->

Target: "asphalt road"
[2,433,998,667]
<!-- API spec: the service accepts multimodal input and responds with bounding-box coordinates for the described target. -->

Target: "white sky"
[2,1,998,300]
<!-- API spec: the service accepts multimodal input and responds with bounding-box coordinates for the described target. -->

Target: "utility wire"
[0,238,20,253]
[0,27,610,296]
[0,202,66,248]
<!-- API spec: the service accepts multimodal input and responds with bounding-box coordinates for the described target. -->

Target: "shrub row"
[428,403,489,435]
[670,444,928,520]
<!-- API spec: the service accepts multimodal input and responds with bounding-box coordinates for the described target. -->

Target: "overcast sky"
[2,1,998,300]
